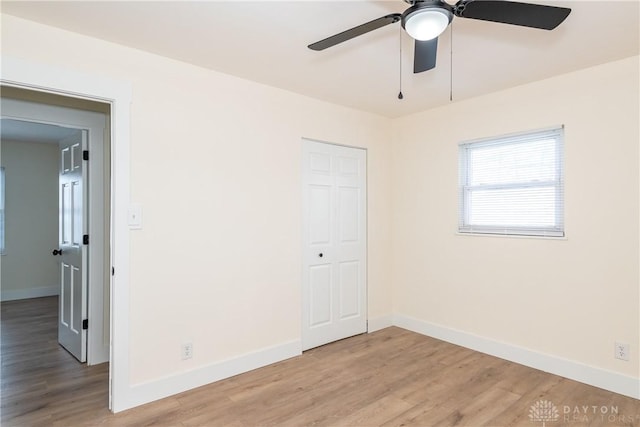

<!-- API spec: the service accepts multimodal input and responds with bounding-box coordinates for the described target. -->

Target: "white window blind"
[458,127,564,237]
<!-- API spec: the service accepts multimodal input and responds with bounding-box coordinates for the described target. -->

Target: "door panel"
[71,265,82,334]
[302,140,367,351]
[338,155,358,176]
[339,261,360,319]
[58,131,87,362]
[61,263,71,327]
[310,152,331,174]
[62,183,71,244]
[309,265,332,327]
[72,181,82,245]
[309,185,332,244]
[338,187,359,242]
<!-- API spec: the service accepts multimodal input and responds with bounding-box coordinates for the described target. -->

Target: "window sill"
[455,232,567,241]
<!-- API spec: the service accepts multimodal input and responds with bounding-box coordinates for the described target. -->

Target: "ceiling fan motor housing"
[401,0,454,40]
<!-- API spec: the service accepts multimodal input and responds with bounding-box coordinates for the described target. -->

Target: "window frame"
[458,126,565,238]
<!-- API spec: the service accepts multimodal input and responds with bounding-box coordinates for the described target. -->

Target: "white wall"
[0,14,393,390]
[391,56,639,386]
[0,139,59,301]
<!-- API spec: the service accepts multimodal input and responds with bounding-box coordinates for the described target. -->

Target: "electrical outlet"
[182,342,193,360]
[614,342,629,361]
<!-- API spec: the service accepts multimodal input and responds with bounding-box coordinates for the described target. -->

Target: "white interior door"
[56,131,88,362]
[302,139,367,351]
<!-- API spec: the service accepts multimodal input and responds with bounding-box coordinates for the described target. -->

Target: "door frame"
[300,137,368,351]
[2,99,108,364]
[1,55,132,412]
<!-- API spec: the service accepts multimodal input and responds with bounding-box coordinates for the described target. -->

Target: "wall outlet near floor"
[614,342,629,361]
[182,342,193,360]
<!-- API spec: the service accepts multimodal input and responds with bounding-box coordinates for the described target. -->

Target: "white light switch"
[128,204,143,229]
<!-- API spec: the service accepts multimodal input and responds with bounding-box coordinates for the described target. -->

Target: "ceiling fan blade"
[308,14,401,51]
[414,38,438,73]
[457,0,571,30]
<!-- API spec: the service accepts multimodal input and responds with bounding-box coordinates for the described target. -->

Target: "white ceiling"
[2,1,639,118]
[0,118,80,144]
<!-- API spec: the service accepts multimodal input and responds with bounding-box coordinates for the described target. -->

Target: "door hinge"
[83,150,89,161]
[112,266,115,276]
[83,234,89,245]
[82,319,88,330]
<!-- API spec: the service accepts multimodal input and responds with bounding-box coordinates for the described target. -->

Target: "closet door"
[302,139,367,351]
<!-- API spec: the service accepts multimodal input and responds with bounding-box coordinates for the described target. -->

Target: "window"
[0,167,4,253]
[458,127,564,237]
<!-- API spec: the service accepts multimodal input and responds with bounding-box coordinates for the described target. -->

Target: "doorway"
[2,56,133,412]
[1,93,110,365]
[301,139,368,351]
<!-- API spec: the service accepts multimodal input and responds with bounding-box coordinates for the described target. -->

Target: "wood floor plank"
[331,394,414,426]
[379,398,458,427]
[432,386,522,426]
[2,297,638,426]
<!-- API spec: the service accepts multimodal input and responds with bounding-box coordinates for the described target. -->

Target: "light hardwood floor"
[1,296,638,426]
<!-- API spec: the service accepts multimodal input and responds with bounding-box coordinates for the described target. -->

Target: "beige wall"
[0,14,393,384]
[2,12,638,403]
[0,139,59,300]
[391,56,639,378]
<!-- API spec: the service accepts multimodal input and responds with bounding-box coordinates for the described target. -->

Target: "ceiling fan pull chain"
[398,25,404,100]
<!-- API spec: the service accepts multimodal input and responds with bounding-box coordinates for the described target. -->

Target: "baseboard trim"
[113,316,638,412]
[393,314,640,400]
[120,339,302,411]
[368,314,393,333]
[1,286,58,302]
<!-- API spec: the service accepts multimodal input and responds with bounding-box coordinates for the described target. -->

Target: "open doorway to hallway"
[0,87,112,420]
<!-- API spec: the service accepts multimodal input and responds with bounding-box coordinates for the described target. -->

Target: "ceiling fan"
[308,0,571,74]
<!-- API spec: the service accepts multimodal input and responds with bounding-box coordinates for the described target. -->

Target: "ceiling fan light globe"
[404,9,450,41]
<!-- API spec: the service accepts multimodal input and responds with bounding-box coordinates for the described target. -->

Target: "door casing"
[1,55,132,412]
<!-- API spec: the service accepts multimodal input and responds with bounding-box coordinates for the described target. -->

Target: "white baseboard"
[119,339,301,411]
[113,315,638,412]
[1,285,58,302]
[368,314,393,333]
[393,314,640,400]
